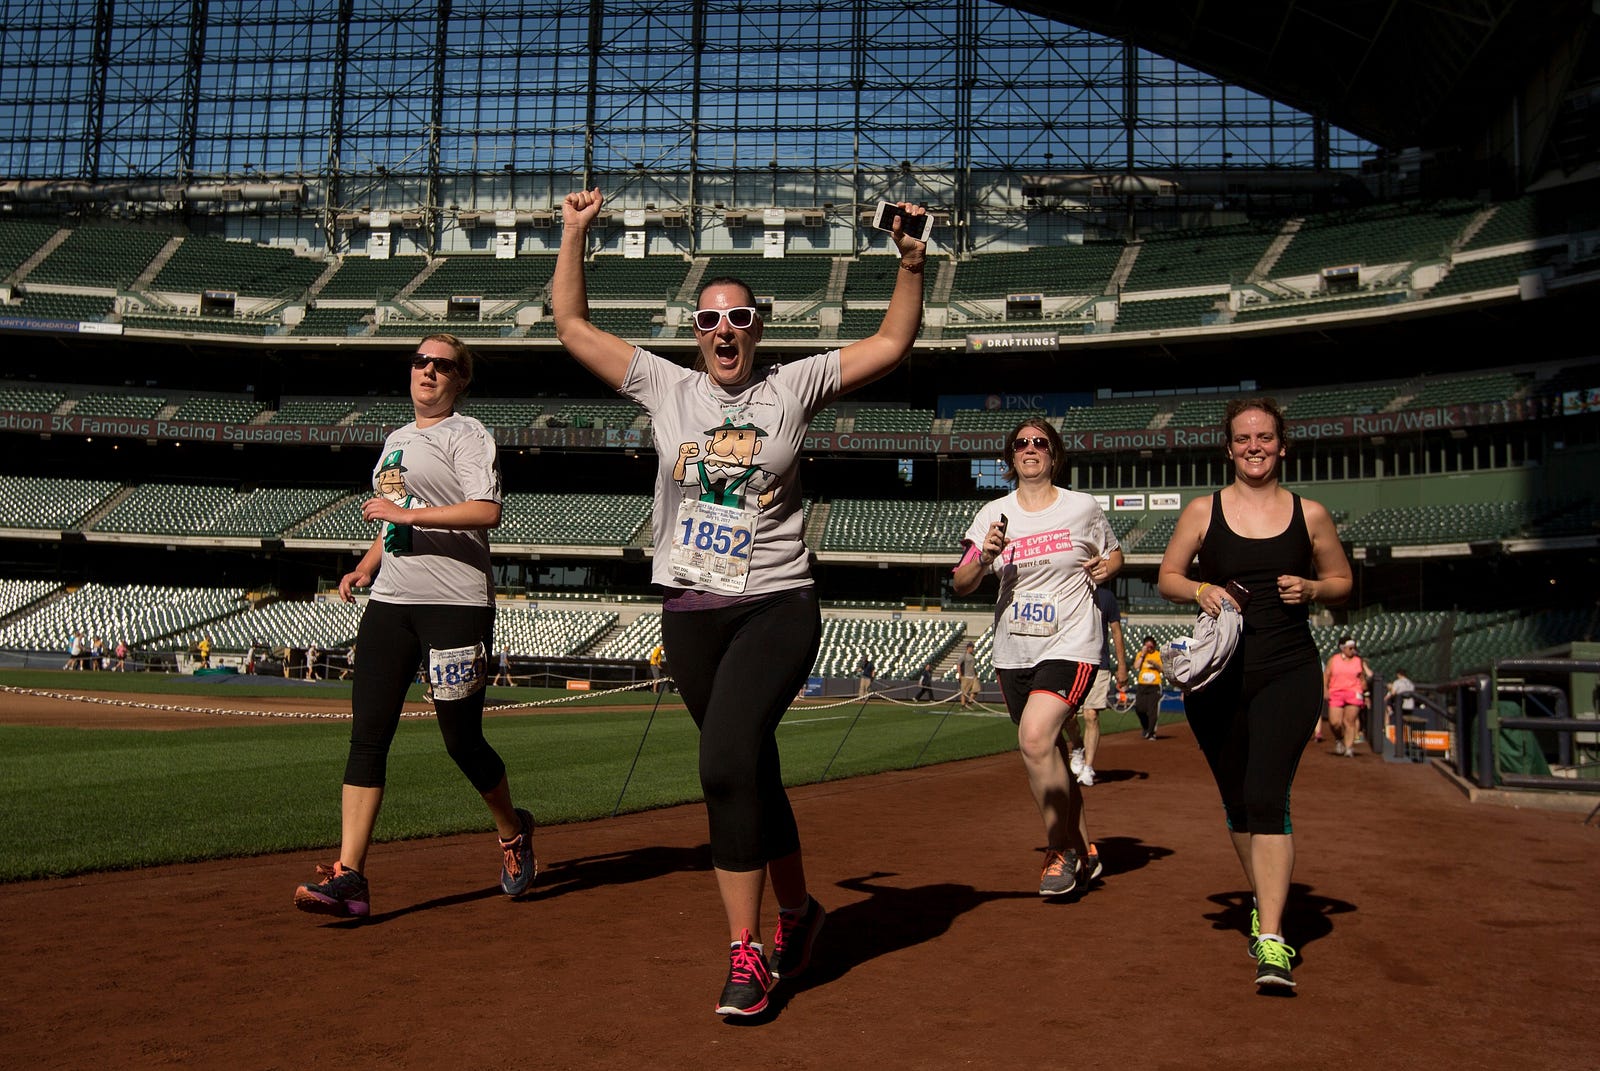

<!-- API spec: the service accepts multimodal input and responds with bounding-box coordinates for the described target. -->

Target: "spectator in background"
[305,643,321,681]
[197,635,212,669]
[1132,636,1163,739]
[340,643,356,680]
[957,642,980,708]
[648,642,665,693]
[1386,666,1417,743]
[1387,667,1416,713]
[494,646,513,687]
[1062,586,1127,786]
[857,652,875,697]
[915,663,935,702]
[113,639,128,672]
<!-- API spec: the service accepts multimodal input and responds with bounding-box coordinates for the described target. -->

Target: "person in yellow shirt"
[1133,635,1163,739]
[648,643,666,693]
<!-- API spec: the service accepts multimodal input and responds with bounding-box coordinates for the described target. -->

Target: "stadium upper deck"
[2,191,1595,353]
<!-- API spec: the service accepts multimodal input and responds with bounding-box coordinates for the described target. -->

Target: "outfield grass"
[0,670,1160,881]
[0,674,996,880]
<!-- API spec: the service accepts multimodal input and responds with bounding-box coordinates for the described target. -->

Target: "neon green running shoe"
[1254,937,1297,989]
[1247,905,1260,958]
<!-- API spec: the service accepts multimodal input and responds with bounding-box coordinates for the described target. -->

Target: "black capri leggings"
[661,587,822,872]
[1183,657,1322,835]
[344,599,505,794]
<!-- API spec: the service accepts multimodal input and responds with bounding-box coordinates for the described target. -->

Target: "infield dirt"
[1,687,1593,1070]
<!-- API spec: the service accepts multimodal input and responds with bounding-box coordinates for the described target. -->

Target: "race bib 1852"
[668,498,756,593]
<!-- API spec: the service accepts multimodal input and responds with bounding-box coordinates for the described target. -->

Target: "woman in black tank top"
[1197,489,1320,675]
[1158,398,1352,992]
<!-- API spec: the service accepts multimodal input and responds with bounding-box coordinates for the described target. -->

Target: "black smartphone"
[997,513,1008,534]
[1225,579,1251,611]
[872,200,931,243]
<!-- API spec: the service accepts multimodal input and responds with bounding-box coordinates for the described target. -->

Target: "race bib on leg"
[429,642,487,701]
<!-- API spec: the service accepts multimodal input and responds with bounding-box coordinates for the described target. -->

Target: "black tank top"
[1197,490,1318,674]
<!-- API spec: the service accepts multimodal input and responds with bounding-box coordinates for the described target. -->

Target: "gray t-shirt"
[622,346,840,596]
[368,412,501,607]
[962,487,1119,670]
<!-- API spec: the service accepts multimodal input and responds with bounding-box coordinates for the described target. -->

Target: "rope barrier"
[0,680,1012,723]
[0,683,380,721]
[0,678,665,721]
[818,693,873,781]
[792,688,1010,718]
[612,682,670,816]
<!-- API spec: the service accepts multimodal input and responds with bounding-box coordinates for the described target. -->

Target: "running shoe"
[1334,742,1348,756]
[715,930,772,1016]
[499,807,538,897]
[1082,843,1103,882]
[771,895,826,980]
[1254,938,1297,989]
[1077,763,1096,787]
[1247,905,1261,958]
[293,861,370,918]
[1038,847,1079,897]
[1069,747,1086,777]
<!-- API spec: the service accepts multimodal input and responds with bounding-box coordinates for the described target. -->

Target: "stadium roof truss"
[26,0,1583,251]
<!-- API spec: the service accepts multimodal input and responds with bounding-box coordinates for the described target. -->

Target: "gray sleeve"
[453,420,501,503]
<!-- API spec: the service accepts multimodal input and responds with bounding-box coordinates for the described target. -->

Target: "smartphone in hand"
[872,200,931,243]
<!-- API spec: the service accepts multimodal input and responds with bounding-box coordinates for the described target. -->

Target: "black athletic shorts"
[997,659,1096,724]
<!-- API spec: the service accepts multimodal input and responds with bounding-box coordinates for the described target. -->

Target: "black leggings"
[1184,657,1322,835]
[1134,684,1161,734]
[344,599,505,793]
[661,588,822,872]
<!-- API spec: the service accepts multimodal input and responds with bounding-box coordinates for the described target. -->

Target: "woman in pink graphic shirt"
[952,419,1121,899]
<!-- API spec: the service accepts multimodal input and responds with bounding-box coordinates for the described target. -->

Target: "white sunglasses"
[694,306,759,331]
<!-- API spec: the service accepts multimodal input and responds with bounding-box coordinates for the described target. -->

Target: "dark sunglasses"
[1012,436,1052,452]
[411,354,460,376]
[694,306,759,332]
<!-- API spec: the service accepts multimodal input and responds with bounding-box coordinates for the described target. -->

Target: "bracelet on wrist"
[1195,582,1211,601]
[899,256,926,274]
